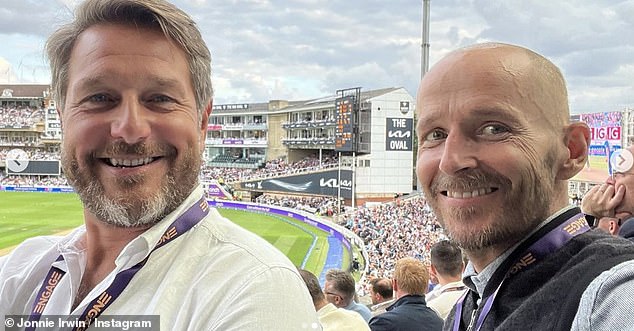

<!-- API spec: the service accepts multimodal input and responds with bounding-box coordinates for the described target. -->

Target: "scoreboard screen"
[6,160,61,176]
[335,96,355,152]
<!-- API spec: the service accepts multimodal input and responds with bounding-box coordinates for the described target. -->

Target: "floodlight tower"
[421,0,431,79]
[415,0,431,191]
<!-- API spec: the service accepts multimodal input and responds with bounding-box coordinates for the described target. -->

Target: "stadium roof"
[210,86,404,116]
[0,84,51,99]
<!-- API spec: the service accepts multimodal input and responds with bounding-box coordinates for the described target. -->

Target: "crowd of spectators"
[580,111,621,127]
[0,148,60,161]
[0,106,45,127]
[343,197,446,296]
[254,194,341,216]
[0,175,69,187]
[201,154,339,183]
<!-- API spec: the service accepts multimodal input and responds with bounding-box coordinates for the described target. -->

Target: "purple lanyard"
[27,196,210,331]
[452,213,590,331]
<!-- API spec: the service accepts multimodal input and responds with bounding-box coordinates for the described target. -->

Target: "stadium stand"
[0,175,68,186]
[200,153,339,184]
[342,197,447,297]
[0,106,45,128]
[255,194,340,216]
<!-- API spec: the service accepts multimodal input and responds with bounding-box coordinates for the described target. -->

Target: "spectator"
[369,277,395,316]
[426,240,466,320]
[368,257,443,331]
[581,146,634,244]
[581,146,633,223]
[299,269,370,331]
[593,216,622,235]
[324,269,373,322]
[416,42,634,330]
[0,0,318,329]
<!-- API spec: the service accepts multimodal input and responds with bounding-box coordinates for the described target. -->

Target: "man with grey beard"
[0,1,318,329]
[415,42,634,330]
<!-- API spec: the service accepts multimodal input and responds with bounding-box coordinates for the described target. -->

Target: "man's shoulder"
[572,258,634,330]
[370,299,395,315]
[354,300,372,312]
[1,230,80,269]
[369,309,398,326]
[321,305,370,331]
[0,230,81,293]
[568,232,634,268]
[184,208,298,271]
[323,304,364,319]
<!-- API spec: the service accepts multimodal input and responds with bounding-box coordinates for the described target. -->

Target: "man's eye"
[149,95,174,103]
[88,94,112,103]
[424,129,447,141]
[481,124,509,135]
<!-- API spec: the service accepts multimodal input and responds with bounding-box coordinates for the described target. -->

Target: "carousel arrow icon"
[611,149,634,173]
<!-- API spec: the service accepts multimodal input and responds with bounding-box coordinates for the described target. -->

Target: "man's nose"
[438,132,478,175]
[110,99,151,144]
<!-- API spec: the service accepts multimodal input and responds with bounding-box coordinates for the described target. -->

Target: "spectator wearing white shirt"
[425,240,466,320]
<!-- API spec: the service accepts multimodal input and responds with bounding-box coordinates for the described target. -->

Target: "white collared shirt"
[318,303,370,331]
[426,280,467,319]
[0,186,320,330]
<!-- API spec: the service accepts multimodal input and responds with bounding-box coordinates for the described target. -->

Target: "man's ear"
[557,122,590,180]
[201,101,212,130]
[56,107,64,130]
[609,221,619,236]
[199,101,212,151]
[429,264,438,282]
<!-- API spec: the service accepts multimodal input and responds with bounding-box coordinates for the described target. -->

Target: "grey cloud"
[1,0,632,112]
[0,1,71,37]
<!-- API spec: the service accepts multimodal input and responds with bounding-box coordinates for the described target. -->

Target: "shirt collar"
[112,185,205,269]
[53,185,204,270]
[56,225,88,255]
[463,205,576,298]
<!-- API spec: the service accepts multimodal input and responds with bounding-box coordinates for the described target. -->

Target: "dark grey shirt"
[461,206,634,330]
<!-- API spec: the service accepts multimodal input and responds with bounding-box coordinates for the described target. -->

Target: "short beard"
[424,150,557,252]
[62,141,201,228]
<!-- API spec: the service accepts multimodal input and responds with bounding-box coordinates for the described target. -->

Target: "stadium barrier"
[208,199,369,277]
[0,185,74,193]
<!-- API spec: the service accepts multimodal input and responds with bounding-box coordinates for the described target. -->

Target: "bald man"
[415,42,634,330]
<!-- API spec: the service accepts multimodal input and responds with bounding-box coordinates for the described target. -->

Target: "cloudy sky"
[0,0,632,113]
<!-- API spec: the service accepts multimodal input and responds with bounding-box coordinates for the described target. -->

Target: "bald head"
[414,42,590,263]
[419,43,569,132]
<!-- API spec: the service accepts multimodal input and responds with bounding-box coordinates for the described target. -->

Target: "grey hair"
[46,0,212,120]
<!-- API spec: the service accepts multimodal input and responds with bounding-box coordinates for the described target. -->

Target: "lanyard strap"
[27,196,209,331]
[452,212,590,331]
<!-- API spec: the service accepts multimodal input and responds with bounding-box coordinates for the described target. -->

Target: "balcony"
[205,137,268,147]
[282,137,335,147]
[282,119,337,129]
